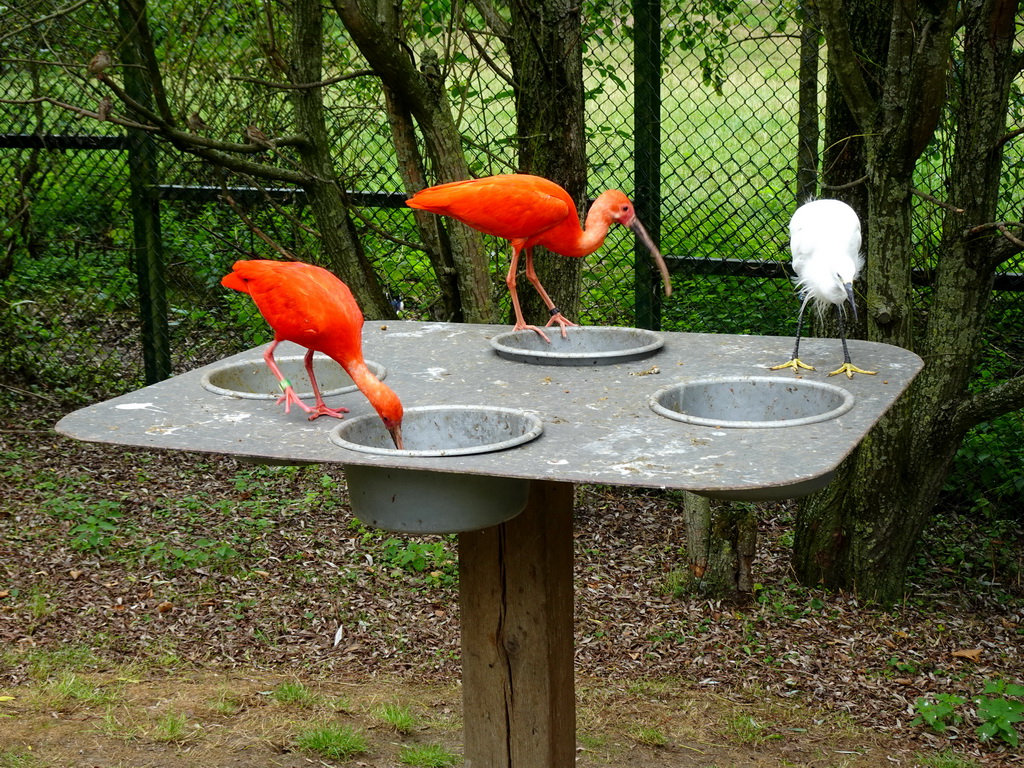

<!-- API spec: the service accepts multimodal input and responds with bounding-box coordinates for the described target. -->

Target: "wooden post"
[458,480,575,768]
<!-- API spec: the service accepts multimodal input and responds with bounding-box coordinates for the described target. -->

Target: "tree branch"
[467,0,511,40]
[227,69,376,90]
[954,374,1024,433]
[815,1,877,129]
[0,0,92,47]
[0,95,157,132]
[997,125,1024,149]
[964,220,1024,268]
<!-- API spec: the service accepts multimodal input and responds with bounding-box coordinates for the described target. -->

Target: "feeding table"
[57,321,923,767]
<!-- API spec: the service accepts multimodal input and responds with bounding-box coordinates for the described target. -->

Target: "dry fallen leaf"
[952,648,982,662]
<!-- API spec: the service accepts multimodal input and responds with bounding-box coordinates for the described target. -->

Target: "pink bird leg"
[262,342,349,420]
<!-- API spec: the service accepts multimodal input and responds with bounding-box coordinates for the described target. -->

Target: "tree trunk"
[332,0,495,324]
[382,82,461,321]
[505,0,587,326]
[681,493,757,600]
[792,0,1023,603]
[794,0,819,203]
[290,0,392,318]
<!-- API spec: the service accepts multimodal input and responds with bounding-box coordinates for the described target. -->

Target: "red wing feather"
[222,261,363,353]
[407,175,572,240]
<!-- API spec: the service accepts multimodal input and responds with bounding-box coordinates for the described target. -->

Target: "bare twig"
[465,29,514,87]
[227,70,375,90]
[348,206,427,252]
[0,0,92,47]
[219,179,296,261]
[910,187,965,213]
[820,175,868,191]
[0,95,158,132]
[964,220,1024,249]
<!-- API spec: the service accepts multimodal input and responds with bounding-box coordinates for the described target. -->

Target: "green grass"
[271,680,317,707]
[723,714,778,746]
[294,723,370,760]
[398,743,461,767]
[35,672,121,710]
[629,725,669,747]
[914,750,983,768]
[150,711,191,742]
[378,702,418,733]
[0,750,43,768]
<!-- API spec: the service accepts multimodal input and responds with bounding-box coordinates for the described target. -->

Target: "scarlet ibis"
[221,260,405,448]
[406,174,672,342]
[771,199,877,378]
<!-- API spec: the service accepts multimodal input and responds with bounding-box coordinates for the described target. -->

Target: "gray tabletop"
[56,321,923,500]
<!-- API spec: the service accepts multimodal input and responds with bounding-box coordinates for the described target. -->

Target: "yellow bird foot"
[770,358,815,373]
[828,362,877,379]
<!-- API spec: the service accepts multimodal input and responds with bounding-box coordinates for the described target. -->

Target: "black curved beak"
[844,283,858,322]
[629,218,672,297]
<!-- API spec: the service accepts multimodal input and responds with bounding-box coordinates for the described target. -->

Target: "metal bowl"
[650,376,854,429]
[489,326,663,366]
[201,354,386,400]
[330,405,543,533]
[329,404,542,457]
[341,466,531,533]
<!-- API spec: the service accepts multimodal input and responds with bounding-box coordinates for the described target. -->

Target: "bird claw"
[513,321,552,344]
[544,312,578,339]
[770,358,815,373]
[306,404,350,421]
[276,389,315,415]
[828,363,877,379]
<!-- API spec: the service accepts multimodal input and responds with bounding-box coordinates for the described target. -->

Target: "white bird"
[771,199,877,379]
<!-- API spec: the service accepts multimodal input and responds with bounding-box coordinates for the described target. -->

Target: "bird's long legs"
[506,244,566,343]
[828,305,877,379]
[262,342,349,420]
[263,342,315,415]
[523,247,577,339]
[301,349,351,419]
[771,294,815,373]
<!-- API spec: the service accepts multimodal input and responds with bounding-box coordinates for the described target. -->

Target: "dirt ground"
[1,669,920,767]
[1,398,1022,767]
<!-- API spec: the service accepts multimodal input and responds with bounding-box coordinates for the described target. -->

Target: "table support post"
[458,479,575,768]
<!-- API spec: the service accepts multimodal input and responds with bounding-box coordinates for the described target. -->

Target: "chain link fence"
[1,1,1022,519]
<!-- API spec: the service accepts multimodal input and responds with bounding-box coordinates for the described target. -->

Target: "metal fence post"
[120,0,171,383]
[633,0,662,330]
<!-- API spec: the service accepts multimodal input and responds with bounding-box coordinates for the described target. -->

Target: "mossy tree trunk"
[792,0,1024,602]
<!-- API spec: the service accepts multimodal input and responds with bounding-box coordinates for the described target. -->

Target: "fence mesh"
[1,0,1022,519]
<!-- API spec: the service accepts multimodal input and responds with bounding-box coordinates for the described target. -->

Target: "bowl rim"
[200,354,386,400]
[489,325,664,361]
[649,375,855,429]
[330,404,544,457]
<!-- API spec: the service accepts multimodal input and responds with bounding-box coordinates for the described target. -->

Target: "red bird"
[221,260,404,449]
[407,174,672,342]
